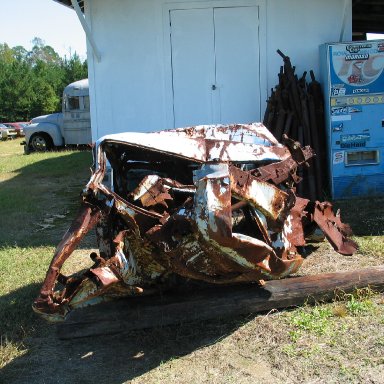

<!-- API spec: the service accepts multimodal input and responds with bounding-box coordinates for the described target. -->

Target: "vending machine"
[320,40,384,199]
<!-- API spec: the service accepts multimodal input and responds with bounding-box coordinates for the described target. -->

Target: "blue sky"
[0,0,86,59]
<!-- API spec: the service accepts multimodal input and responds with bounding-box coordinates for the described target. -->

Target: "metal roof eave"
[53,0,84,12]
[53,0,100,61]
[52,0,384,34]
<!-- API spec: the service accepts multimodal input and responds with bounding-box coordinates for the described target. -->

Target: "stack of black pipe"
[263,49,327,201]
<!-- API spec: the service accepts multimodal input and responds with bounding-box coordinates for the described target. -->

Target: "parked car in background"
[3,122,29,137]
[0,123,17,140]
[23,79,91,152]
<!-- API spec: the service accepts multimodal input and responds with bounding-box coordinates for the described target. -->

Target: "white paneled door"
[170,6,260,128]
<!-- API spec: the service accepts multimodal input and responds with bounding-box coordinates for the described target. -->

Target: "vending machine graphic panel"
[320,40,384,199]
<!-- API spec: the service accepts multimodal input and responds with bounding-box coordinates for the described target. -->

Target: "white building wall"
[84,0,352,140]
[265,0,352,89]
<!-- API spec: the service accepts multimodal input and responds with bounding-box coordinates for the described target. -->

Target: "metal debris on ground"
[32,123,357,322]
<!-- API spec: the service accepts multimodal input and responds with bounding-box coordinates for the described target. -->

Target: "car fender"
[25,122,64,147]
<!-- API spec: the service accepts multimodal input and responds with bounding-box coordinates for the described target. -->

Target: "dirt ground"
[1,240,383,384]
[1,141,383,383]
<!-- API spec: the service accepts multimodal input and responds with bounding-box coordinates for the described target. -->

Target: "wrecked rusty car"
[33,123,357,321]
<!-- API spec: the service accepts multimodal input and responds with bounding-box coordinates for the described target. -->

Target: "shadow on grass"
[0,283,245,384]
[333,197,384,236]
[0,283,42,341]
[1,149,245,383]
[0,150,93,248]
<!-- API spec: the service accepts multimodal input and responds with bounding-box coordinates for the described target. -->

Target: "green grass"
[277,289,384,381]
[0,139,92,246]
[334,197,384,237]
[1,138,384,382]
[333,197,384,258]
[0,246,54,335]
[289,305,333,339]
[354,236,384,257]
[286,288,379,344]
[0,139,92,367]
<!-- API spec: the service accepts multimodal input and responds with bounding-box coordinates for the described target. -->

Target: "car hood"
[30,113,63,125]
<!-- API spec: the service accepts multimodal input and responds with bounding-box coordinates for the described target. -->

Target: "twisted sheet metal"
[33,124,357,321]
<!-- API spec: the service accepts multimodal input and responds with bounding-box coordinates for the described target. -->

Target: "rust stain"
[32,123,357,321]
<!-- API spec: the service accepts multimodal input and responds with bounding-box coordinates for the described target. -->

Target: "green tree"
[62,52,88,85]
[0,53,34,121]
[30,78,59,117]
[0,38,88,121]
[27,37,61,66]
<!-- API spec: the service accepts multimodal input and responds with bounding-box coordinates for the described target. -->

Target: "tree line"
[0,38,88,122]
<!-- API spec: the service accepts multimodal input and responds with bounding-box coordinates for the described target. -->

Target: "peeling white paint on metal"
[186,253,205,266]
[69,279,100,306]
[70,296,106,310]
[261,257,271,270]
[131,174,161,201]
[182,241,204,256]
[211,235,264,269]
[237,179,283,220]
[253,209,268,229]
[284,214,294,235]
[116,248,137,278]
[92,124,290,174]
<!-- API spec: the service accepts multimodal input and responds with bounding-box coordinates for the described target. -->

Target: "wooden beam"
[57,265,384,339]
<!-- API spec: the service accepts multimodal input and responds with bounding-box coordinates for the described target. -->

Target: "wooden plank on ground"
[57,265,384,339]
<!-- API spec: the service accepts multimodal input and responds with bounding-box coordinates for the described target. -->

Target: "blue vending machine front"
[320,40,384,199]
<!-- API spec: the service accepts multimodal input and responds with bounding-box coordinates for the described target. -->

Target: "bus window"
[83,96,90,111]
[67,96,80,111]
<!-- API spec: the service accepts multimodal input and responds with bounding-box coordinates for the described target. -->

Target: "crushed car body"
[33,123,358,321]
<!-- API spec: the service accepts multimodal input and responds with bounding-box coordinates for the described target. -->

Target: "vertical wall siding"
[86,0,351,140]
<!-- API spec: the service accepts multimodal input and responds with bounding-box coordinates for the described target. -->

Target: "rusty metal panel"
[33,123,357,321]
